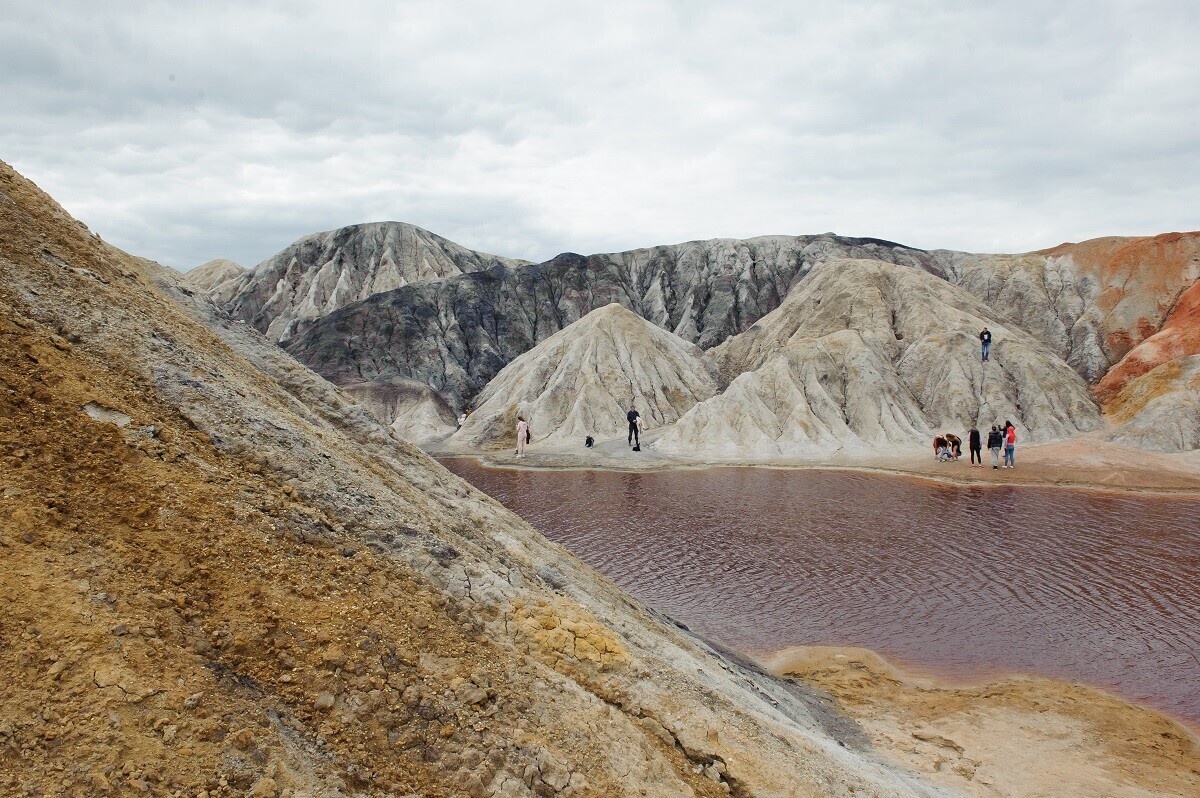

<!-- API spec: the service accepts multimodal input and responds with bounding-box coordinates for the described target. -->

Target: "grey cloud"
[1,0,1197,270]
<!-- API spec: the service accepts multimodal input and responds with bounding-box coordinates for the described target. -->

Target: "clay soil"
[766,647,1200,798]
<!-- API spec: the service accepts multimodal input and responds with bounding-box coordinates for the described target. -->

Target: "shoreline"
[430,436,1200,498]
[760,645,1200,796]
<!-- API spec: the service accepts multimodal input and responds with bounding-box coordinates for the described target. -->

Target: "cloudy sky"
[2,1,1198,270]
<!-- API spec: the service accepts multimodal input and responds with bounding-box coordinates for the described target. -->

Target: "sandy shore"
[761,646,1200,797]
[428,430,1200,495]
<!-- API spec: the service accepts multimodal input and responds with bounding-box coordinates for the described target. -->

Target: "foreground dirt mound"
[2,162,961,797]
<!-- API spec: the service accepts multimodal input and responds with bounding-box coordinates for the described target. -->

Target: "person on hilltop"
[980,327,992,362]
[987,424,1004,469]
[515,415,530,458]
[1003,421,1017,469]
[968,426,982,467]
[627,403,641,450]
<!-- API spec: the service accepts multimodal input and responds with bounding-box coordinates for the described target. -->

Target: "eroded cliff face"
[2,161,957,797]
[936,233,1200,382]
[653,259,1101,460]
[280,236,947,409]
[340,378,459,445]
[221,221,529,344]
[1095,278,1200,405]
[1104,355,1200,453]
[451,303,721,449]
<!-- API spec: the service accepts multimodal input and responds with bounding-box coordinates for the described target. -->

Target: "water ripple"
[443,461,1200,727]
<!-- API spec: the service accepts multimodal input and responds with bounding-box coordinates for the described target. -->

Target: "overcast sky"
[2,1,1198,270]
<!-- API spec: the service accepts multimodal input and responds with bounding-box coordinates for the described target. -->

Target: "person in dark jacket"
[986,425,1003,469]
[980,327,992,361]
[627,403,641,448]
[968,427,982,466]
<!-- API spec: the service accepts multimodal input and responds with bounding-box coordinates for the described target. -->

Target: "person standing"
[987,425,1003,469]
[968,426,982,467]
[515,415,529,457]
[980,327,992,362]
[1003,422,1017,468]
[627,403,641,449]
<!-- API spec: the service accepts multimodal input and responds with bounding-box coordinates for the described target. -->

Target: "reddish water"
[442,460,1200,728]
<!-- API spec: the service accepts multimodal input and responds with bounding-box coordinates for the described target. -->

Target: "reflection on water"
[443,460,1200,727]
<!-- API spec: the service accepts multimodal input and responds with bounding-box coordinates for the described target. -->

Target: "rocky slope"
[340,378,459,445]
[451,303,720,449]
[281,235,949,409]
[182,258,245,296]
[2,162,970,797]
[220,222,529,343]
[1103,355,1200,452]
[1094,277,1200,405]
[936,233,1200,382]
[653,259,1101,460]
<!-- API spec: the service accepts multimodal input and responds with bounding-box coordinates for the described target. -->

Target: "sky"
[2,1,1198,271]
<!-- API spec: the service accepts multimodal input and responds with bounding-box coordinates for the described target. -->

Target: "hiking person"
[627,403,641,449]
[968,426,982,466]
[584,435,594,448]
[515,415,529,457]
[980,327,992,362]
[987,425,1003,469]
[932,435,946,460]
[456,412,466,429]
[1003,422,1017,468]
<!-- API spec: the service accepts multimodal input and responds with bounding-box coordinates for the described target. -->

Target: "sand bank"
[763,646,1200,798]
[428,430,1200,496]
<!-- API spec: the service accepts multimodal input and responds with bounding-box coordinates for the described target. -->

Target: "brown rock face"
[938,232,1200,382]
[1095,277,1200,406]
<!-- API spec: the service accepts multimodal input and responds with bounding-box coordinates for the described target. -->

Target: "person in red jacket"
[1003,421,1016,468]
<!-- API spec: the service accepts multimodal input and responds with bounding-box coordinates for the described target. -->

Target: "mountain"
[219,221,529,343]
[653,259,1102,460]
[340,378,458,445]
[283,235,950,408]
[937,232,1200,382]
[452,303,720,449]
[181,258,245,296]
[3,159,964,797]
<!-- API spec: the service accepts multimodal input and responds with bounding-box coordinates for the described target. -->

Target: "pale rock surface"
[221,221,528,343]
[452,303,720,449]
[282,235,948,408]
[936,233,1200,381]
[340,378,458,445]
[656,259,1101,460]
[181,258,244,297]
[1104,355,1200,452]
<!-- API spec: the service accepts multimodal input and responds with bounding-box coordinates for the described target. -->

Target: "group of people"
[934,420,1017,469]
[512,401,646,457]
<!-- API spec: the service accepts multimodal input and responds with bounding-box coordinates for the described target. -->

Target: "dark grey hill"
[280,234,951,409]
[220,220,529,343]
